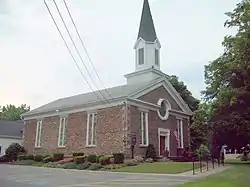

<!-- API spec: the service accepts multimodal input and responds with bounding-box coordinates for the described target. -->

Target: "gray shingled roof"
[137,0,157,42]
[23,78,162,116]
[0,120,24,138]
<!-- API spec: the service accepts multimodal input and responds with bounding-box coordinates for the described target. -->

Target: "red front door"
[160,136,166,156]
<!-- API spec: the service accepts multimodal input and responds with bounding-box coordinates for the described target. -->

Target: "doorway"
[158,128,170,157]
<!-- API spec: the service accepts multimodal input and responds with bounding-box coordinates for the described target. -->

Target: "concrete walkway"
[0,163,230,187]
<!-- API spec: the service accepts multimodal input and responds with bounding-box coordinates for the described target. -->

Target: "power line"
[51,0,113,106]
[44,0,110,107]
[62,0,115,101]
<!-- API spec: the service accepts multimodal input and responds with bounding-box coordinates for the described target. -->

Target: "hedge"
[113,153,125,164]
[74,156,85,164]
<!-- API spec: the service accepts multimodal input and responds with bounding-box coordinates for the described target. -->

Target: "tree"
[0,104,30,121]
[190,102,213,150]
[202,0,250,149]
[168,75,200,111]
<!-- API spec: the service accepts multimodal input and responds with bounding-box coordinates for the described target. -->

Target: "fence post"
[192,161,195,175]
[206,157,209,171]
[199,156,202,172]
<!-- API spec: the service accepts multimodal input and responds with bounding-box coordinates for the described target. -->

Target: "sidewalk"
[180,162,231,177]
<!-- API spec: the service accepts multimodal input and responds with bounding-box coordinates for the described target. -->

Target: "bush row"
[16,152,126,165]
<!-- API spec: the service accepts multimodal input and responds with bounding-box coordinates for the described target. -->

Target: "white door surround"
[158,128,170,156]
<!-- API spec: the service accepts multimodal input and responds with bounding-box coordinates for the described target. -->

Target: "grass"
[179,160,250,187]
[112,162,200,174]
[225,159,250,165]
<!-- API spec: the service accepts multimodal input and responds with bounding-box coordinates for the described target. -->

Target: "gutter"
[21,96,127,118]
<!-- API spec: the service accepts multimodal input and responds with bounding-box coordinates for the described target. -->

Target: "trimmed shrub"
[43,156,53,163]
[87,154,97,163]
[34,155,43,162]
[145,144,157,161]
[76,162,91,170]
[18,155,27,161]
[134,156,144,163]
[61,163,78,169]
[113,153,125,164]
[53,153,64,162]
[145,158,154,163]
[0,155,9,163]
[99,156,111,165]
[72,152,84,157]
[74,156,85,164]
[5,143,26,161]
[26,155,34,160]
[240,155,249,161]
[88,163,103,170]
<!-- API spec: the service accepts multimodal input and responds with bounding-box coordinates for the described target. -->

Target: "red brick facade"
[23,86,191,157]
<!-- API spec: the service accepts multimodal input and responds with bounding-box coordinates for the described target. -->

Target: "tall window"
[155,49,159,65]
[58,117,67,147]
[138,48,144,65]
[86,113,97,146]
[177,119,184,148]
[140,111,149,146]
[35,120,42,148]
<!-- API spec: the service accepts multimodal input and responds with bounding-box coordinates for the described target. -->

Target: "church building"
[22,0,193,157]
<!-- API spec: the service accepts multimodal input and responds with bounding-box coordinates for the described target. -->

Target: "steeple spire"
[137,0,157,42]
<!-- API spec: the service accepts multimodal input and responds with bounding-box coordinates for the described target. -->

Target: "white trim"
[158,128,170,157]
[139,111,149,147]
[129,78,193,115]
[134,38,161,49]
[35,120,42,148]
[23,100,125,120]
[177,119,184,148]
[157,98,171,120]
[127,98,160,111]
[86,112,97,147]
[58,117,67,148]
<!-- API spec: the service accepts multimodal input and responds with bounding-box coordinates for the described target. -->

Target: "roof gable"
[129,78,193,115]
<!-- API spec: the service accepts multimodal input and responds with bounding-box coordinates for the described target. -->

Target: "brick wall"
[23,105,125,155]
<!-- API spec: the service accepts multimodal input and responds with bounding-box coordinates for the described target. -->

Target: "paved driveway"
[0,164,199,187]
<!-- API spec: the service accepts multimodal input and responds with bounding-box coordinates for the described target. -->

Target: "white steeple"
[125,0,165,85]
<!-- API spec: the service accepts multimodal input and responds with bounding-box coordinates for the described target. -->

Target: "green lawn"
[113,162,200,174]
[179,163,250,187]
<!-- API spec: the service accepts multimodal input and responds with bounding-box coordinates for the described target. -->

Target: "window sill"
[57,146,66,149]
[139,144,148,148]
[86,145,96,148]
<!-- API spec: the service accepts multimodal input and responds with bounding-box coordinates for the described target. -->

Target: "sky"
[0,0,239,109]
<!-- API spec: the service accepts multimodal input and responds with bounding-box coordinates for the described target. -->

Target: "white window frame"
[35,120,42,148]
[140,110,149,147]
[138,48,144,65]
[58,117,67,147]
[86,113,97,147]
[177,119,184,148]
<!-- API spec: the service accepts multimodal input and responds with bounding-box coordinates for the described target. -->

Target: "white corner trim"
[140,111,149,147]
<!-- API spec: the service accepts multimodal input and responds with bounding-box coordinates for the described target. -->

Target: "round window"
[157,99,171,120]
